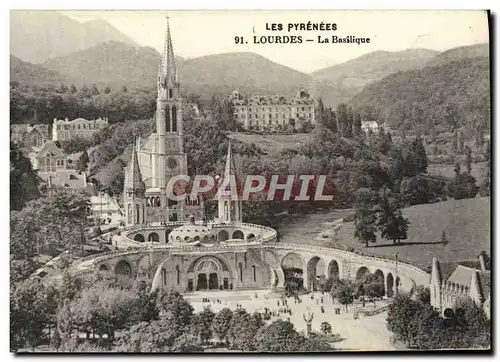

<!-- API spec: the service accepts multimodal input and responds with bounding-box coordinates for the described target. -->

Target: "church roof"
[124,141,145,193]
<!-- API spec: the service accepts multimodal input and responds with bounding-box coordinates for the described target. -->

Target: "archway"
[197,274,208,290]
[356,266,370,281]
[307,256,326,291]
[328,260,340,280]
[218,230,229,242]
[99,264,109,272]
[396,276,401,293]
[209,273,219,290]
[148,232,159,243]
[281,252,304,294]
[115,260,132,277]
[232,230,244,240]
[247,233,255,240]
[373,269,386,298]
[443,308,455,319]
[165,229,172,244]
[134,233,145,242]
[387,273,394,297]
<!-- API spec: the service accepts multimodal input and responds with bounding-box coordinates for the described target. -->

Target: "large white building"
[52,117,109,141]
[232,89,315,131]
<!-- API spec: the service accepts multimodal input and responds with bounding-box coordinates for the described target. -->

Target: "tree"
[157,290,194,328]
[58,83,68,93]
[451,130,458,154]
[10,278,49,351]
[464,145,472,174]
[90,84,100,96]
[376,189,409,244]
[122,85,128,93]
[386,293,422,347]
[458,131,464,154]
[336,103,348,137]
[354,190,378,247]
[332,279,355,312]
[453,297,490,347]
[10,142,40,211]
[448,172,478,200]
[353,113,362,138]
[228,309,260,351]
[195,307,215,345]
[69,84,77,94]
[76,150,89,173]
[400,175,431,206]
[320,321,332,336]
[479,141,490,196]
[104,87,111,94]
[256,320,317,352]
[212,308,233,345]
[414,286,431,304]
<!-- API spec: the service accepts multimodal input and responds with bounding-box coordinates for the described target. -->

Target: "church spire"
[224,140,237,180]
[159,16,177,85]
[124,139,145,195]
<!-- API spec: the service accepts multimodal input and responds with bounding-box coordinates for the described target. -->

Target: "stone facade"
[52,117,108,141]
[232,89,315,131]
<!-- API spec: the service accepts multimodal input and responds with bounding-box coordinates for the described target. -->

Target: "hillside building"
[52,117,109,141]
[231,89,315,131]
[430,255,490,319]
[123,20,204,226]
[10,124,50,149]
[90,192,124,226]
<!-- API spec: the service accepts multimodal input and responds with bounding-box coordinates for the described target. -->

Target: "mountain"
[426,43,489,67]
[42,43,311,97]
[10,10,137,63]
[350,56,490,132]
[180,52,312,97]
[310,49,439,107]
[42,41,166,89]
[10,55,65,84]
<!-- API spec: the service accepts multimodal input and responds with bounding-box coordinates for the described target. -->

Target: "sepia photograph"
[9,9,491,353]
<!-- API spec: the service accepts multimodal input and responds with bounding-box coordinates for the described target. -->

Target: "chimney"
[479,254,487,271]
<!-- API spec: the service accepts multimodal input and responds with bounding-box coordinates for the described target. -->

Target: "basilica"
[123,20,204,226]
[119,20,278,293]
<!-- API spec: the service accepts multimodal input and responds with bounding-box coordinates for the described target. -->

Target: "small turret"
[430,257,443,310]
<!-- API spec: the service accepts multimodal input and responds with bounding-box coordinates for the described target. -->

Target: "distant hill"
[42,43,311,98]
[180,52,312,97]
[10,55,65,84]
[310,49,438,107]
[42,41,167,89]
[426,43,489,67]
[350,56,490,132]
[10,10,137,63]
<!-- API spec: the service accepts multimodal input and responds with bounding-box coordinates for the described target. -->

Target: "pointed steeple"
[469,270,483,306]
[124,139,145,195]
[430,257,442,286]
[159,16,177,86]
[224,140,237,180]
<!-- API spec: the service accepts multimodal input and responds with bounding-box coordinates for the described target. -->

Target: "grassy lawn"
[227,132,313,153]
[335,197,491,270]
[276,198,490,272]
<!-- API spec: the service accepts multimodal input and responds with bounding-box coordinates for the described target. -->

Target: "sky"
[60,10,489,73]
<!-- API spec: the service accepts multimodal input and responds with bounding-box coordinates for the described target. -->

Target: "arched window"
[135,204,140,224]
[176,265,180,285]
[239,263,243,282]
[162,268,167,285]
[252,265,256,282]
[172,105,177,132]
[156,197,161,207]
[166,105,171,132]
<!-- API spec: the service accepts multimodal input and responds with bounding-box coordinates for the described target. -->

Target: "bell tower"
[218,142,242,224]
[147,17,188,222]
